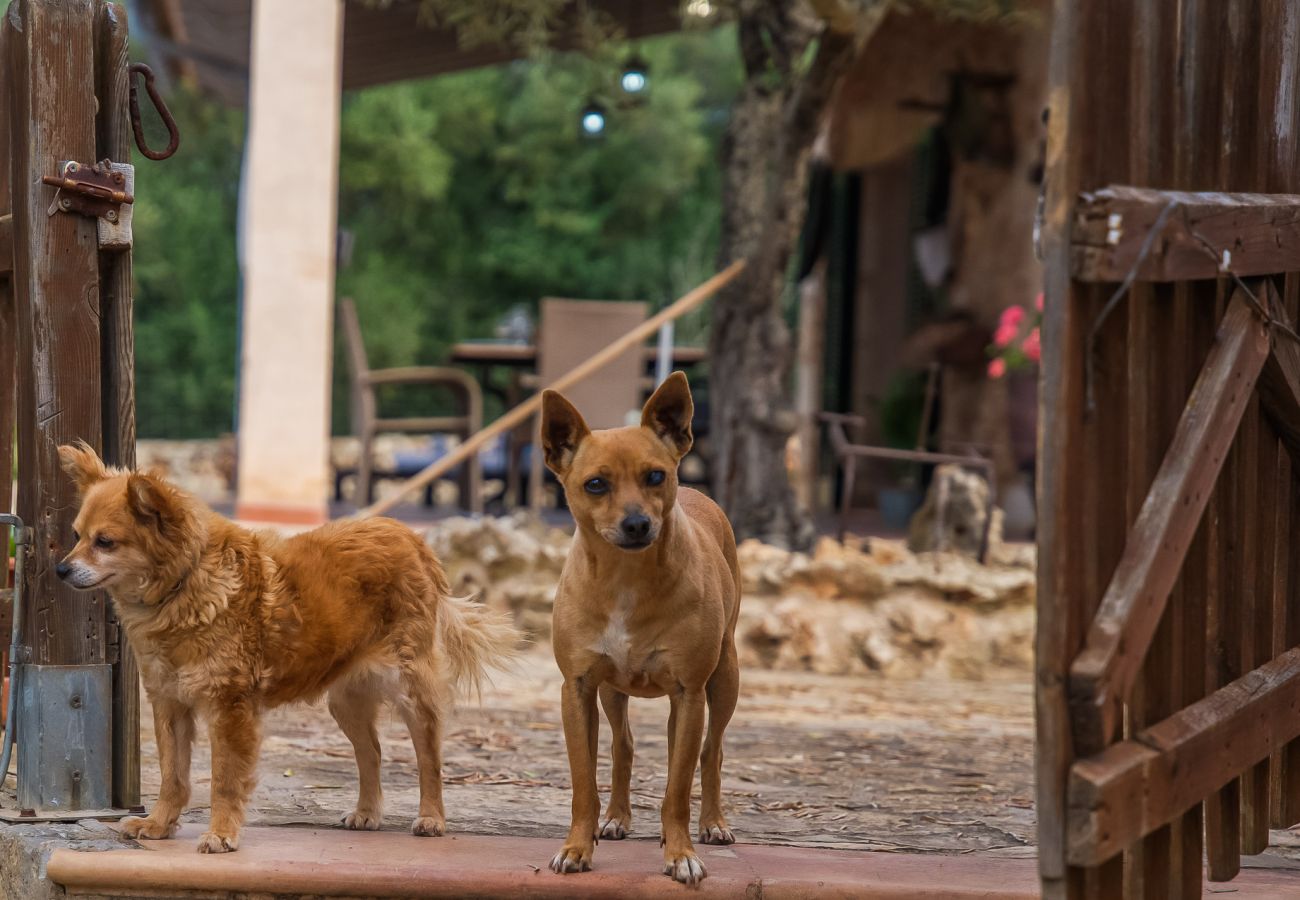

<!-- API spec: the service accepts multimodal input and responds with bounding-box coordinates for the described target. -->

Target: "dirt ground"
[149,650,1037,858]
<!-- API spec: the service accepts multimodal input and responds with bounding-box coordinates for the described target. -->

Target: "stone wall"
[428,516,1034,681]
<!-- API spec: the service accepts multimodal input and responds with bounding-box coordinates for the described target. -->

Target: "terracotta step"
[47,824,1300,898]
[47,823,1041,898]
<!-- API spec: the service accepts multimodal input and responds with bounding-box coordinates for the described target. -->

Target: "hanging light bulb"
[579,100,607,138]
[620,54,649,95]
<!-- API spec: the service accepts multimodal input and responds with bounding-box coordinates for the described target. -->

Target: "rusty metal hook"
[128,63,180,161]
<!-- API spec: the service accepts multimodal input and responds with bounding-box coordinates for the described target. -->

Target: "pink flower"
[993,322,1019,347]
[1022,327,1041,363]
[999,305,1026,330]
[988,358,1007,379]
[1035,292,1044,312]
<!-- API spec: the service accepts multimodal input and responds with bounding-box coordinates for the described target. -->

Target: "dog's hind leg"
[329,673,385,831]
[698,641,738,845]
[396,664,449,837]
[598,684,634,839]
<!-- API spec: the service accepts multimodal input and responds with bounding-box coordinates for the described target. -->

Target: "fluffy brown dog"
[56,443,518,854]
[541,372,741,885]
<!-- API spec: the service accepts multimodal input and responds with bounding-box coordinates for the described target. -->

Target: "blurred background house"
[123,0,1046,540]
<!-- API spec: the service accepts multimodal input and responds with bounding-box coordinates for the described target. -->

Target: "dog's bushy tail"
[425,543,522,699]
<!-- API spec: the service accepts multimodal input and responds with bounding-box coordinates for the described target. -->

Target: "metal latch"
[42,160,134,251]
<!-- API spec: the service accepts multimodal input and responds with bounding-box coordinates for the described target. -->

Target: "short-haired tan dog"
[541,372,741,885]
[56,443,517,854]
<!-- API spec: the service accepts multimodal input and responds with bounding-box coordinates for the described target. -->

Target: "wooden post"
[9,0,108,667]
[95,1,140,812]
[793,259,826,512]
[0,19,13,519]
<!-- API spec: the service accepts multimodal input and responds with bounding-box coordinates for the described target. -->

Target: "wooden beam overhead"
[1068,646,1300,867]
[1073,185,1300,282]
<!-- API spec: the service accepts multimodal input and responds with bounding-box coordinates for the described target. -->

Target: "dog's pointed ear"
[127,473,177,533]
[641,371,694,460]
[58,441,109,495]
[541,390,591,475]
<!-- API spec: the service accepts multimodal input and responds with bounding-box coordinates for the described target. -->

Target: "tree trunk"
[939,19,1048,498]
[708,2,859,550]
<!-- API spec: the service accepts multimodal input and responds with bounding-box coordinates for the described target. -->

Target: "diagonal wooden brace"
[1258,282,1300,460]
[1068,289,1270,756]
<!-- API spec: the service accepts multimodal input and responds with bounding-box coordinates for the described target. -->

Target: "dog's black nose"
[55,561,72,580]
[620,514,652,542]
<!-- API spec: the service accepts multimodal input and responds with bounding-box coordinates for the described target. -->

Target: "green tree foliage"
[130,27,740,437]
[132,87,245,439]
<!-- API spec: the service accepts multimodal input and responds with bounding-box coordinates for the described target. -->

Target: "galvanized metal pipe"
[0,513,27,802]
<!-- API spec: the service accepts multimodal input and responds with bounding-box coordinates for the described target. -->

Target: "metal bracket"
[43,159,132,218]
[42,160,135,251]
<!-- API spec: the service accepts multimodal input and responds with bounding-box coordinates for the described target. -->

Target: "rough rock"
[908,463,1003,557]
[427,512,570,641]
[426,515,1035,681]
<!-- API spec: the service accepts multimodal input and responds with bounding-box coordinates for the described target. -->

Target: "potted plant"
[988,293,1042,539]
[987,292,1041,445]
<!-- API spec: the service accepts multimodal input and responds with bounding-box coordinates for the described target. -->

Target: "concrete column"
[235,0,343,525]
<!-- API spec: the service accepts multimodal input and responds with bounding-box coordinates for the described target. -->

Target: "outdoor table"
[449,341,707,507]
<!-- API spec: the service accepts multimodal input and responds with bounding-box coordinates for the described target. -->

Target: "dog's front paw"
[699,822,735,845]
[120,815,179,841]
[196,831,239,854]
[549,842,594,874]
[341,809,383,831]
[411,815,445,837]
[663,850,707,885]
[599,815,630,840]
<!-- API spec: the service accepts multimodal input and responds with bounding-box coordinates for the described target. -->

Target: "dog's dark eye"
[94,535,115,550]
[646,469,666,487]
[584,477,609,495]
[72,530,80,542]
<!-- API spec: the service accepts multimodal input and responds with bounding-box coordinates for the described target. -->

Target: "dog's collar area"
[154,556,198,606]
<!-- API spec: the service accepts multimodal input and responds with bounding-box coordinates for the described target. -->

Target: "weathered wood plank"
[1036,2,1108,891]
[1241,394,1277,854]
[1169,283,1209,900]
[1280,454,1300,827]
[0,20,14,518]
[1257,282,1300,462]
[1275,273,1300,828]
[1072,186,1300,283]
[9,0,107,665]
[1068,291,1269,755]
[1236,395,1269,857]
[95,0,140,813]
[1068,645,1300,867]
[1205,284,1243,884]
[0,213,11,277]
[1269,445,1293,827]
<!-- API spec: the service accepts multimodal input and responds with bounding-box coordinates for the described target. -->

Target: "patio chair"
[527,298,648,511]
[337,298,484,513]
[820,411,995,561]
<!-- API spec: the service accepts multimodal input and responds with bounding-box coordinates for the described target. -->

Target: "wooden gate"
[0,0,152,813]
[1037,1,1300,897]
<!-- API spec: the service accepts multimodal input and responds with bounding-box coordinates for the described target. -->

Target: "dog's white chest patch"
[589,592,636,672]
